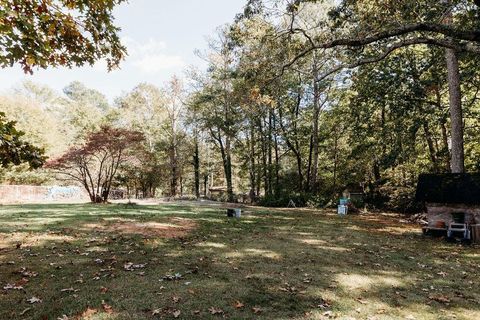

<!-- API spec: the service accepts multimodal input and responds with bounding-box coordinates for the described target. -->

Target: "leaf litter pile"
[0,203,479,319]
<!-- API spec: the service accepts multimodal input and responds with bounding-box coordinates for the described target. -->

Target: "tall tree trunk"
[259,118,269,196]
[333,130,339,196]
[193,138,200,199]
[306,135,313,191]
[203,174,208,198]
[273,113,280,196]
[435,85,452,171]
[445,48,465,173]
[249,121,257,203]
[267,109,273,197]
[423,121,438,172]
[224,136,234,202]
[169,145,177,197]
[310,59,321,191]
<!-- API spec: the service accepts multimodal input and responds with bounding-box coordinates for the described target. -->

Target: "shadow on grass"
[0,203,479,320]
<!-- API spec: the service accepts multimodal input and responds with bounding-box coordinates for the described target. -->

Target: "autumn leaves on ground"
[0,203,479,320]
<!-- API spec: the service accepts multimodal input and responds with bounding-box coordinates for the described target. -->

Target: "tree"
[60,81,113,141]
[190,30,244,202]
[0,112,45,168]
[163,77,187,197]
[46,126,143,203]
[0,0,127,73]
[249,0,480,173]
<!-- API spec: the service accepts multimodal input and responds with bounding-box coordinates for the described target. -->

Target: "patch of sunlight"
[318,245,350,252]
[196,242,226,248]
[273,216,296,220]
[102,217,137,222]
[295,232,314,236]
[274,226,296,231]
[463,253,480,259]
[381,226,416,235]
[164,251,184,257]
[225,248,281,259]
[85,246,109,252]
[294,238,350,252]
[198,218,225,223]
[86,311,123,320]
[8,217,65,225]
[243,215,263,219]
[336,273,404,292]
[449,307,480,320]
[239,220,256,224]
[0,232,75,249]
[297,238,328,245]
[144,239,166,248]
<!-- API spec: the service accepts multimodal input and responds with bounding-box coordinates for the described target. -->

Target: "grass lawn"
[0,203,479,320]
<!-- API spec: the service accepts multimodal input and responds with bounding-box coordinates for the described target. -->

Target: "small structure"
[209,186,227,201]
[416,173,480,242]
[342,183,365,206]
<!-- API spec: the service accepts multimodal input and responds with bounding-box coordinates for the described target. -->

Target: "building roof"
[415,173,480,205]
[209,186,227,192]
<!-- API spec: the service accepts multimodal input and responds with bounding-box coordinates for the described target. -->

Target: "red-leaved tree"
[46,126,144,203]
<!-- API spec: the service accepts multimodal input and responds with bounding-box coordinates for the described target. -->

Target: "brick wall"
[426,203,480,226]
[0,185,89,204]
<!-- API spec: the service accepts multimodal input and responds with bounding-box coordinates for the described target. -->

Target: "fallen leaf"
[173,310,181,318]
[19,308,31,316]
[79,308,98,318]
[27,296,42,304]
[124,262,146,271]
[102,301,113,314]
[252,307,262,314]
[234,301,245,309]
[3,283,23,290]
[429,294,451,304]
[208,307,224,315]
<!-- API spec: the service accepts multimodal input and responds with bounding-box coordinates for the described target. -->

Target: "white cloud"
[123,37,185,74]
[133,54,185,73]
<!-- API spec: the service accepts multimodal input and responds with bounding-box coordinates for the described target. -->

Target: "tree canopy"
[0,0,126,73]
[0,112,45,168]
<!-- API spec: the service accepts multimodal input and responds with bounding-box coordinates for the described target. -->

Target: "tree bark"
[423,121,438,172]
[193,138,200,199]
[225,136,234,202]
[249,121,257,203]
[445,48,465,173]
[310,58,321,191]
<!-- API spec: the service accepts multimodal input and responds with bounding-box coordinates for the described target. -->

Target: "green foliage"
[0,163,51,185]
[0,0,127,73]
[0,112,45,168]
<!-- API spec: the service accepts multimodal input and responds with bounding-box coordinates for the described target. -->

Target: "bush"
[258,192,331,208]
[0,163,52,185]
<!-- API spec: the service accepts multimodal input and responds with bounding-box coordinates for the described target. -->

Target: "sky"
[0,0,247,101]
